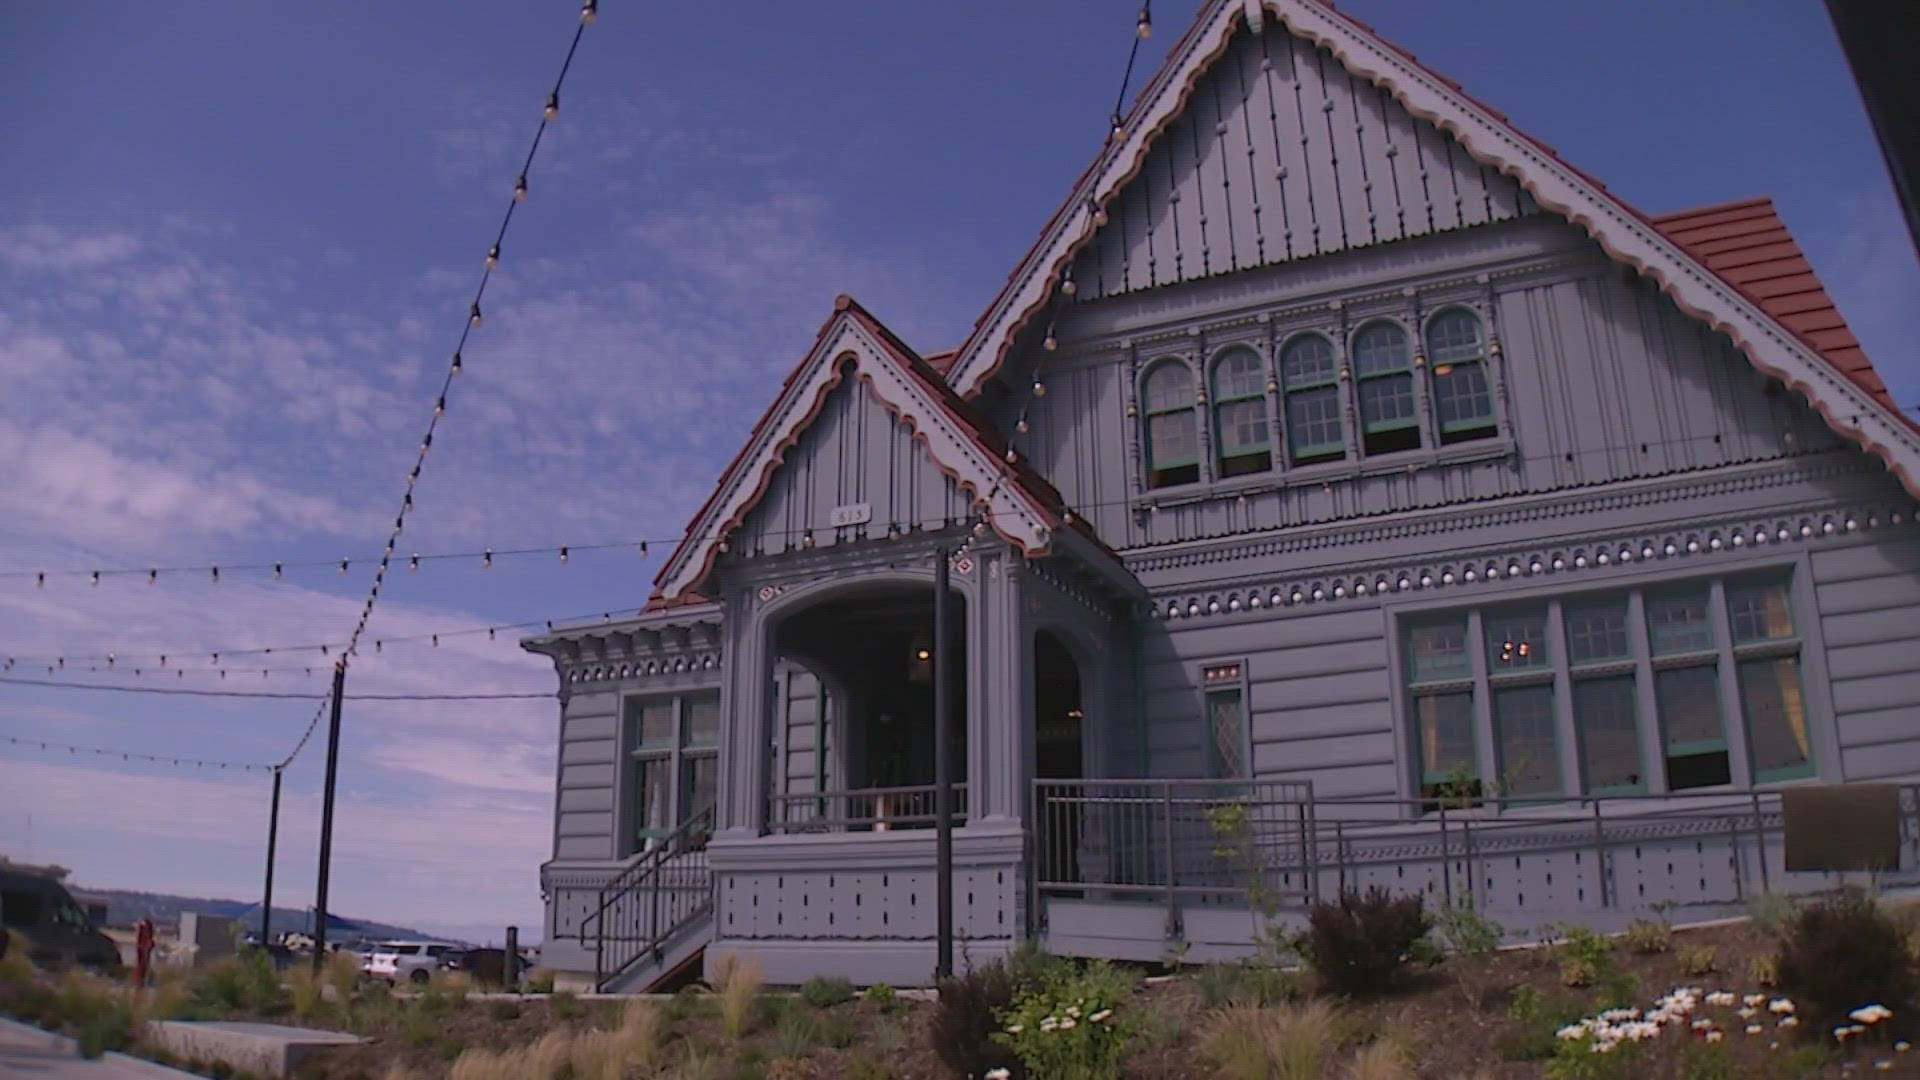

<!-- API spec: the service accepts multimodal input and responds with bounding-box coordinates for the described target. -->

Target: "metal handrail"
[767,783,970,832]
[580,804,715,991]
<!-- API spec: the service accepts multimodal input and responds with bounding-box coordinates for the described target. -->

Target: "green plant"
[764,1059,811,1080]
[1191,962,1299,1008]
[1677,943,1717,977]
[487,1000,522,1021]
[1543,1030,1644,1080]
[74,999,134,1058]
[187,949,282,1014]
[1748,892,1800,938]
[817,1015,855,1049]
[1675,1038,1734,1080]
[993,959,1138,1080]
[1303,887,1433,997]
[931,963,1021,1080]
[1620,918,1674,955]
[550,989,587,1020]
[524,969,555,994]
[799,975,855,1009]
[769,1013,820,1057]
[841,1054,891,1080]
[1749,953,1780,988]
[862,982,899,1012]
[1433,899,1504,957]
[1197,1002,1341,1080]
[1006,941,1072,989]
[709,952,764,1040]
[1559,957,1596,988]
[1347,1038,1416,1080]
[1208,803,1305,966]
[1777,887,1915,1024]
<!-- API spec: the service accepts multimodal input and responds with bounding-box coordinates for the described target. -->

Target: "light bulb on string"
[1136,3,1152,39]
[210,567,219,583]
[639,541,649,558]
[338,559,349,575]
[483,549,493,569]
[1089,198,1108,228]
[1060,275,1077,297]
[35,572,43,588]
[451,351,463,376]
[410,554,420,572]
[90,571,99,587]
[434,396,446,417]
[1016,414,1029,434]
[513,174,528,202]
[485,245,500,271]
[149,569,158,585]
[559,547,569,565]
[470,303,484,328]
[1043,325,1058,351]
[580,0,596,24]
[1109,111,1125,142]
[544,92,559,122]
[1031,378,1046,397]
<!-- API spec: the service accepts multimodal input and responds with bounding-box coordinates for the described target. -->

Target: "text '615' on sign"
[829,503,873,528]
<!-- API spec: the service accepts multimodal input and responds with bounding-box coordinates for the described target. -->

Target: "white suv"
[363,940,461,985]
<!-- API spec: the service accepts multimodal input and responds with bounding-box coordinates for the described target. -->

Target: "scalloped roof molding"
[653,297,1065,603]
[942,0,1920,500]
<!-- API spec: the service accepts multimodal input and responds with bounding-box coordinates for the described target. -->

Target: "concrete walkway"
[0,1018,197,1079]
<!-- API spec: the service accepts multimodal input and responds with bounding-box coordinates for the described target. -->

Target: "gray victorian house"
[524,0,1920,993]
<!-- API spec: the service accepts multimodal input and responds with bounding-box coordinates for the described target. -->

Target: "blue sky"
[1,0,1914,942]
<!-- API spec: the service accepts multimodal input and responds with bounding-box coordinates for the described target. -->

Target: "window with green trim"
[1493,684,1561,798]
[1352,321,1420,456]
[1203,663,1250,780]
[1485,608,1549,672]
[1280,334,1345,466]
[1574,676,1644,793]
[1210,348,1272,478]
[1142,361,1199,489]
[1741,656,1812,781]
[1424,309,1497,445]
[625,690,720,853]
[1654,664,1729,790]
[1566,600,1631,665]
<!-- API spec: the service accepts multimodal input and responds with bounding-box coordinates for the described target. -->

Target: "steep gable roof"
[651,296,1113,604]
[942,0,1920,498]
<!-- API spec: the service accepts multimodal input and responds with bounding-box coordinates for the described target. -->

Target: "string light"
[0,675,552,702]
[544,93,560,122]
[513,174,528,203]
[580,0,596,25]
[1136,2,1152,39]
[4,735,277,773]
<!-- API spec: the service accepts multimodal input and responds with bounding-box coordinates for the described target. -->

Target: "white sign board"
[829,502,873,528]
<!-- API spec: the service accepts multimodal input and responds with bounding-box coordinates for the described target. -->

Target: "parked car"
[439,946,532,987]
[362,939,461,985]
[0,868,122,973]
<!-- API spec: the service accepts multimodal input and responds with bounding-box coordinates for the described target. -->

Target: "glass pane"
[1148,409,1199,468]
[1413,692,1477,781]
[1353,323,1411,377]
[1647,592,1714,655]
[1280,335,1336,387]
[1207,688,1247,779]
[1485,609,1549,671]
[1425,309,1484,365]
[1407,620,1470,682]
[1212,348,1265,400]
[1655,665,1723,750]
[1285,386,1343,455]
[1143,362,1194,413]
[634,757,671,837]
[1358,373,1416,429]
[1493,684,1560,797]
[628,699,675,750]
[1574,676,1643,791]
[1728,582,1794,643]
[683,692,720,748]
[1566,601,1630,664]
[1432,362,1493,428]
[1216,398,1269,453]
[1740,656,1811,777]
[679,754,718,822]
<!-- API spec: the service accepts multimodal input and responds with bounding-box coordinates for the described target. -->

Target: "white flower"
[1059,1018,1077,1031]
[1769,998,1796,1015]
[1744,993,1768,1007]
[1779,1016,1799,1028]
[1706,1030,1724,1043]
[1738,1007,1759,1020]
[1706,991,1737,1007]
[1691,1018,1715,1031]
[1066,1006,1081,1019]
[1746,1023,1764,1035]
[1876,1062,1893,1072]
[1837,1025,1856,1041]
[1852,1005,1894,1025]
[1088,1009,1112,1024]
[1558,1024,1590,1041]
[986,1071,1012,1080]
[1039,1018,1059,1033]
[1897,1040,1912,1053]
[1005,1024,1023,1035]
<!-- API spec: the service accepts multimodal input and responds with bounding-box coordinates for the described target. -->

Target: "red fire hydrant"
[133,917,155,990]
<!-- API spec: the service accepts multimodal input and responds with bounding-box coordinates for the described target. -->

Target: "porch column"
[978,549,1030,825]
[720,591,773,838]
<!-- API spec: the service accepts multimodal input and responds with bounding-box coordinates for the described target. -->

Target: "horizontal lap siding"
[1144,603,1398,799]
[554,690,622,861]
[1812,536,1920,781]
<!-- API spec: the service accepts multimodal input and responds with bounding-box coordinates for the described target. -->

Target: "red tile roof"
[1648,196,1899,415]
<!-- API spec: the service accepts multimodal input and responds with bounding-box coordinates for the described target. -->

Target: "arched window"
[1425,309,1497,444]
[1141,361,1199,489]
[1352,321,1420,456]
[1279,335,1345,466]
[1210,347,1272,478]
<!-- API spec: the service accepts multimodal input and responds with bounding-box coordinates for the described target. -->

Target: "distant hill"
[75,886,439,945]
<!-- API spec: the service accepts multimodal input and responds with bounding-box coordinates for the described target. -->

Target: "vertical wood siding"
[1073,27,1533,300]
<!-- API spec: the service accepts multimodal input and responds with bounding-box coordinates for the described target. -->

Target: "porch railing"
[580,804,715,991]
[767,784,969,834]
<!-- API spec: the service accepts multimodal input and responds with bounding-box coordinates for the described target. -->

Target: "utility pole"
[310,661,347,971]
[933,548,955,981]
[261,767,282,946]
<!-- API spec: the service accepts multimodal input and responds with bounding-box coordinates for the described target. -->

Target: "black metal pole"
[311,662,347,972]
[934,548,954,981]
[261,767,282,946]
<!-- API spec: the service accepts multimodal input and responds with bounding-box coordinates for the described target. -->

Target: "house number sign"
[829,502,873,527]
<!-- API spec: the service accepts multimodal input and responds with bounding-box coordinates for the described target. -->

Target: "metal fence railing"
[767,784,969,834]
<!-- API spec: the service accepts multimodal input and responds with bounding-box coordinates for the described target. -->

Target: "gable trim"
[654,309,1059,603]
[943,0,1920,500]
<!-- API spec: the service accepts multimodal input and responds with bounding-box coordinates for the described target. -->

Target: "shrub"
[1747,892,1799,938]
[1620,919,1674,955]
[709,952,764,1040]
[1749,954,1779,988]
[769,1013,820,1057]
[842,1054,891,1080]
[1777,888,1914,1023]
[188,949,282,1014]
[1675,1039,1734,1080]
[799,975,855,1009]
[1197,1001,1341,1080]
[73,993,135,1058]
[1432,900,1504,957]
[931,963,1021,1080]
[549,989,586,1020]
[1347,1038,1416,1080]
[1304,887,1433,997]
[287,965,328,1020]
[1677,944,1717,977]
[993,959,1138,1080]
[0,930,35,987]
[524,968,555,994]
[613,998,661,1067]
[1194,963,1299,1008]
[862,982,899,1012]
[1559,958,1596,989]
[765,1059,812,1080]
[487,1000,522,1021]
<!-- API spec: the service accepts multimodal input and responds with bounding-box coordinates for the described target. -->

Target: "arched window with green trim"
[1352,321,1420,456]
[1210,347,1272,478]
[1425,309,1498,444]
[1279,334,1345,466]
[1141,360,1199,489]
